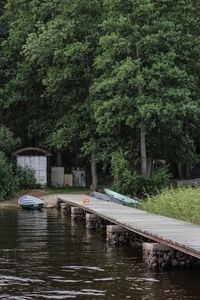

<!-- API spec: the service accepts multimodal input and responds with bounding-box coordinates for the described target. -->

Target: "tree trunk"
[136,44,148,179]
[91,150,98,191]
[147,157,152,179]
[56,151,63,167]
[177,161,182,178]
[185,163,191,178]
[141,124,147,178]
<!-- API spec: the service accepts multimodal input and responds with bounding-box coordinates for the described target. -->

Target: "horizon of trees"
[0,0,200,190]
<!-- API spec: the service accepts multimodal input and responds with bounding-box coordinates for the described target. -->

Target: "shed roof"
[12,147,52,157]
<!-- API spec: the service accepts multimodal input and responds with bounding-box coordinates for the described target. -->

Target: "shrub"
[0,152,18,201]
[143,167,171,196]
[16,166,37,189]
[111,151,171,197]
[111,151,138,195]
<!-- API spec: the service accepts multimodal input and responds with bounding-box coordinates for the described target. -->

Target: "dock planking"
[58,194,200,259]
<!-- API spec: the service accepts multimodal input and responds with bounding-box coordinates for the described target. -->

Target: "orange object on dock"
[82,198,90,205]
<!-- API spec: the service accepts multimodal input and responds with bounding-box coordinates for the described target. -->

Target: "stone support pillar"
[142,243,199,270]
[71,207,85,220]
[86,213,98,229]
[106,225,129,245]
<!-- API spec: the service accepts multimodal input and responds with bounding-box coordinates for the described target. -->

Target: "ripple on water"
[0,275,45,285]
[25,289,106,299]
[93,277,114,282]
[126,277,160,283]
[0,295,32,300]
[1,209,200,300]
[61,265,105,272]
[48,276,81,283]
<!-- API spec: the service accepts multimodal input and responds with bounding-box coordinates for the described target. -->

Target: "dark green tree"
[91,0,200,178]
[1,0,103,188]
[0,126,21,154]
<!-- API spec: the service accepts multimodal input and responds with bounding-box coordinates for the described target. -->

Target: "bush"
[0,152,18,201]
[16,166,37,189]
[143,167,171,196]
[142,187,200,225]
[111,151,171,197]
[111,151,138,195]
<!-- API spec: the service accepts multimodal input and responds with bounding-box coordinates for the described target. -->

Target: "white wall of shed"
[17,155,47,186]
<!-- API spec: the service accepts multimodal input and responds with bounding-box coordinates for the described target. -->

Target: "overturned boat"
[90,191,122,205]
[18,195,44,210]
[104,188,141,208]
[90,189,141,208]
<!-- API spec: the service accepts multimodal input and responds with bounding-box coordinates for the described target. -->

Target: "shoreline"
[0,189,88,209]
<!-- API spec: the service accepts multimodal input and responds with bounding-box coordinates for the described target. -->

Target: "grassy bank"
[142,187,200,225]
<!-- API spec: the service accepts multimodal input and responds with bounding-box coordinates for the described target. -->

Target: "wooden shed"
[13,147,52,186]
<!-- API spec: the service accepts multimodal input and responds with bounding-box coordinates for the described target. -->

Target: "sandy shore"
[0,190,88,209]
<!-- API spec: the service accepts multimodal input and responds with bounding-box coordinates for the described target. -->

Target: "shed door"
[17,156,47,186]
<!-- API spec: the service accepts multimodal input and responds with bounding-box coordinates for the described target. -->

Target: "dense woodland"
[0,0,200,198]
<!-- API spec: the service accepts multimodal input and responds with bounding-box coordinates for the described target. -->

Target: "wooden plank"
[58,194,200,259]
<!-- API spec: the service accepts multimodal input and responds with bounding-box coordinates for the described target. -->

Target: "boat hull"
[18,195,44,210]
[90,191,123,205]
[104,188,141,207]
[20,203,44,210]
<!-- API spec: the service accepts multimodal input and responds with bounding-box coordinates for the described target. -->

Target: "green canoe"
[104,188,141,208]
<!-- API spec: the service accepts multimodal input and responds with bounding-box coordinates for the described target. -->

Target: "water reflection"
[0,208,200,299]
[17,209,48,250]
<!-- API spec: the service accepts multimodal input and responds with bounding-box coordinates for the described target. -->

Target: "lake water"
[0,208,200,299]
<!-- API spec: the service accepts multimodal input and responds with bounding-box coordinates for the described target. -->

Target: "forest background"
[0,0,200,200]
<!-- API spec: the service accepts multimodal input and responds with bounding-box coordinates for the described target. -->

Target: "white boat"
[18,195,44,209]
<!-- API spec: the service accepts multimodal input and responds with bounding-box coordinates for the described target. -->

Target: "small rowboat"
[18,195,44,210]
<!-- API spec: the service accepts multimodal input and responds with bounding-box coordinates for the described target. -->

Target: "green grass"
[142,187,200,225]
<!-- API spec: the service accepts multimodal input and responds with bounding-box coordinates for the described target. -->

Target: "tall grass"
[142,187,200,225]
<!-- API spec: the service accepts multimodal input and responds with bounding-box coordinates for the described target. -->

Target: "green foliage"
[0,0,200,190]
[111,150,139,195]
[92,0,200,169]
[142,187,200,225]
[111,151,171,197]
[16,166,37,189]
[142,167,171,196]
[0,126,21,154]
[0,151,18,201]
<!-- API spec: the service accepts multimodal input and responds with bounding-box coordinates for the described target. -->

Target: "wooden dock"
[58,194,200,260]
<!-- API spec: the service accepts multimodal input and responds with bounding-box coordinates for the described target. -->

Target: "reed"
[142,187,200,225]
